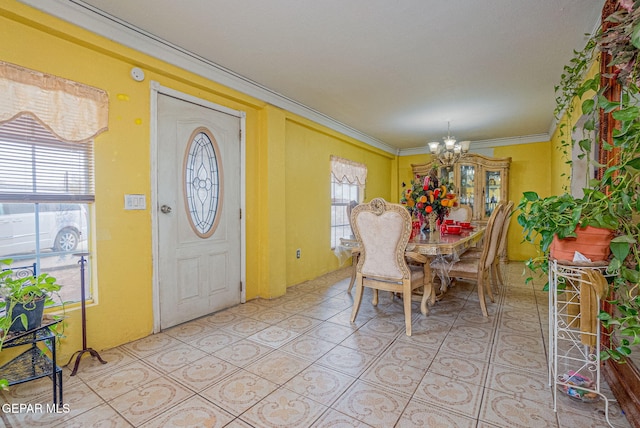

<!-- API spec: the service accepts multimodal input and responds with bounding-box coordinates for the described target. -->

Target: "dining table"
[407,225,486,314]
[337,224,486,315]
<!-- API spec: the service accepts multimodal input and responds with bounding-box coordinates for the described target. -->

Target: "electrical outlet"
[296,249,301,259]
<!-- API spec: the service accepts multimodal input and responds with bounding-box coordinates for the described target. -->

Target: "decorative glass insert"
[183,127,222,238]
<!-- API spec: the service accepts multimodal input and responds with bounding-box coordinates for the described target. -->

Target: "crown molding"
[398,133,550,156]
[18,0,398,155]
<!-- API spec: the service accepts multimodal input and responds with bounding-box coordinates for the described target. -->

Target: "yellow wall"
[0,0,395,362]
[284,119,396,287]
[494,142,551,261]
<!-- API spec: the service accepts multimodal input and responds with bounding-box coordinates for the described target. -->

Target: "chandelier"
[428,122,471,167]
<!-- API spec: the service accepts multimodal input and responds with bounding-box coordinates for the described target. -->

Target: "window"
[0,118,92,304]
[0,61,108,305]
[330,156,367,248]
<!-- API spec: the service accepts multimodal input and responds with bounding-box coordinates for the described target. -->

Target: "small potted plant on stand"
[0,259,64,349]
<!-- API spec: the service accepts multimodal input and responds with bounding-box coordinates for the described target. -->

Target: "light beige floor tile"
[485,363,553,405]
[120,333,184,359]
[339,330,395,356]
[224,418,255,428]
[493,331,545,354]
[244,350,311,384]
[212,338,275,367]
[283,364,356,407]
[556,403,632,428]
[84,360,164,401]
[168,354,239,392]
[479,387,558,428]
[186,329,243,353]
[306,322,358,344]
[490,345,548,375]
[72,347,138,381]
[162,319,211,341]
[440,335,492,360]
[397,399,477,427]
[250,308,293,325]
[241,387,327,427]
[200,369,279,416]
[311,408,372,427]
[220,319,271,337]
[246,325,300,348]
[428,351,489,387]
[221,301,266,318]
[413,371,484,418]
[316,345,377,377]
[378,340,438,370]
[279,335,337,362]
[108,377,194,426]
[140,395,234,428]
[358,317,405,337]
[275,314,323,333]
[6,381,106,428]
[360,356,426,394]
[142,342,208,373]
[331,379,410,427]
[497,316,544,336]
[11,266,627,428]
[56,402,132,427]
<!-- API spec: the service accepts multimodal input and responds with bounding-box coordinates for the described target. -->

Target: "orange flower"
[425,206,433,213]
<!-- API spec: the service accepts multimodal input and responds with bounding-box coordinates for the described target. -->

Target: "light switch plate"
[124,194,146,210]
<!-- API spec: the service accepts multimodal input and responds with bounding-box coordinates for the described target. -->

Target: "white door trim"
[150,81,246,333]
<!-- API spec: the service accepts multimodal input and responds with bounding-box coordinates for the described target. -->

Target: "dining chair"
[492,200,514,289]
[434,202,506,317]
[459,201,513,293]
[446,204,472,223]
[350,198,427,336]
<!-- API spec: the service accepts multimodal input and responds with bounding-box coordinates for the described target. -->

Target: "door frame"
[150,82,246,333]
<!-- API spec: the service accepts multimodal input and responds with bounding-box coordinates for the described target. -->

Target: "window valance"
[330,155,367,185]
[0,61,108,143]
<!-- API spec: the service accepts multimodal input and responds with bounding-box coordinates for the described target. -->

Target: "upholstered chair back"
[351,198,411,281]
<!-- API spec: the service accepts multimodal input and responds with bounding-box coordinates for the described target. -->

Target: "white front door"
[156,92,242,329]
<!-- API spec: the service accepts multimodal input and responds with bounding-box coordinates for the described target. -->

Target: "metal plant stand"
[548,259,618,427]
[66,253,106,375]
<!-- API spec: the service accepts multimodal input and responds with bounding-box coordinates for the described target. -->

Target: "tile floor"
[0,263,634,427]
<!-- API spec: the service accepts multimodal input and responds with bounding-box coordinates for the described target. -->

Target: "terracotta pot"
[549,226,614,262]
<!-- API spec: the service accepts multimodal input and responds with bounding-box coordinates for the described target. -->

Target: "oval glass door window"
[183,127,223,238]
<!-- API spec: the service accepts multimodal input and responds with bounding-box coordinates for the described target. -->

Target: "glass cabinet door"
[459,164,475,213]
[484,169,502,218]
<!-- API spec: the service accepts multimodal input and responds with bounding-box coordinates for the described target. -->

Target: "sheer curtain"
[0,60,108,143]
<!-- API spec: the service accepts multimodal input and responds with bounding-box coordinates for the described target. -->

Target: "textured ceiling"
[34,0,604,151]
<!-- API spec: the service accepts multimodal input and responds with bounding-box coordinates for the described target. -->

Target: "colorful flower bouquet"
[401,170,458,232]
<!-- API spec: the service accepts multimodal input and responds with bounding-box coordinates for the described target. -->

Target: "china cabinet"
[412,153,511,222]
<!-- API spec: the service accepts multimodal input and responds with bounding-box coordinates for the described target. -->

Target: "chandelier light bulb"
[427,121,470,167]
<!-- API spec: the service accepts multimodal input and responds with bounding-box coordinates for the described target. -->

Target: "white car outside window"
[0,203,88,257]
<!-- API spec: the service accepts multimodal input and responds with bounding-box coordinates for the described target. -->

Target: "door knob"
[160,204,172,214]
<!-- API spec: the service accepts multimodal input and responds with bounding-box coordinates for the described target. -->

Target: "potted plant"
[518,1,640,362]
[0,259,64,349]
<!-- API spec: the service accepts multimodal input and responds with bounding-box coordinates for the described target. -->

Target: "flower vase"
[428,212,438,233]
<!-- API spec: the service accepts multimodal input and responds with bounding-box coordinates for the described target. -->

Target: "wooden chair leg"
[403,282,412,336]
[350,275,364,323]
[372,289,379,306]
[478,273,489,317]
[486,267,496,303]
[495,261,505,288]
[347,253,359,293]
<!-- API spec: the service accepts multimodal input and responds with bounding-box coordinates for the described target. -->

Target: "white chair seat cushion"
[448,259,479,274]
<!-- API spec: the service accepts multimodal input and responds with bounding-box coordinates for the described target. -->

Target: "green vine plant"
[519,2,640,363]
